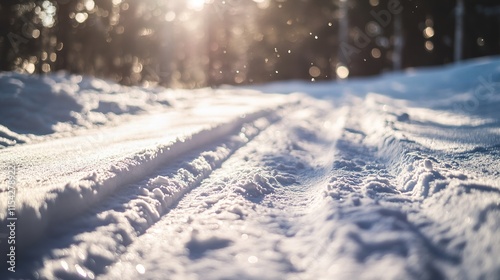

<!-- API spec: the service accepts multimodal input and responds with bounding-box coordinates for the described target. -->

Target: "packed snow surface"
[0,57,499,280]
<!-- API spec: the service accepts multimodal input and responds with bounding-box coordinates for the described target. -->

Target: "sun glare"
[187,0,205,11]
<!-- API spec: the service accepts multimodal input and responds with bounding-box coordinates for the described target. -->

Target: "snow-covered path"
[1,58,500,279]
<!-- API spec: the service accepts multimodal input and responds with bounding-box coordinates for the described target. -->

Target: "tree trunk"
[0,3,15,71]
[393,12,403,70]
[55,1,72,71]
[454,0,465,62]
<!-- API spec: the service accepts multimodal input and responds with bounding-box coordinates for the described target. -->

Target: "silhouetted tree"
[1,0,499,87]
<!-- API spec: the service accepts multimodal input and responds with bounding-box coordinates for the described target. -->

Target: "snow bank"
[0,72,172,147]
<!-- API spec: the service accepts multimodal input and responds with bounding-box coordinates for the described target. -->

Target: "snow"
[1,57,500,279]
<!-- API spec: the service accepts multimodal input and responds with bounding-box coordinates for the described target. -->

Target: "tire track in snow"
[332,94,500,279]
[0,94,295,271]
[7,93,499,279]
[28,97,467,279]
[276,103,462,280]
[11,98,338,279]
[96,99,351,279]
[12,101,299,279]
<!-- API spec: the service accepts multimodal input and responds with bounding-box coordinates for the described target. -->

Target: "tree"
[454,0,465,62]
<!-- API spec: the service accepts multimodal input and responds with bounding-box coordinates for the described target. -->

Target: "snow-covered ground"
[0,57,499,279]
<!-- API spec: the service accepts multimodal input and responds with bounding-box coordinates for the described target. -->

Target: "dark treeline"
[0,0,499,88]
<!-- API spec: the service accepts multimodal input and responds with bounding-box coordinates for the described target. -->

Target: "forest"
[0,0,499,88]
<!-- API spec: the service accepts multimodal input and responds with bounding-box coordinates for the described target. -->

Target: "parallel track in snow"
[0,93,290,270]
[3,93,500,280]
[16,98,344,279]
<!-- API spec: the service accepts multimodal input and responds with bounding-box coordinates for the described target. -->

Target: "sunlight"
[187,0,205,11]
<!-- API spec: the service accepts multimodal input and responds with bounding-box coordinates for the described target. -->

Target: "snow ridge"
[27,113,280,279]
[0,104,286,265]
[340,93,500,279]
